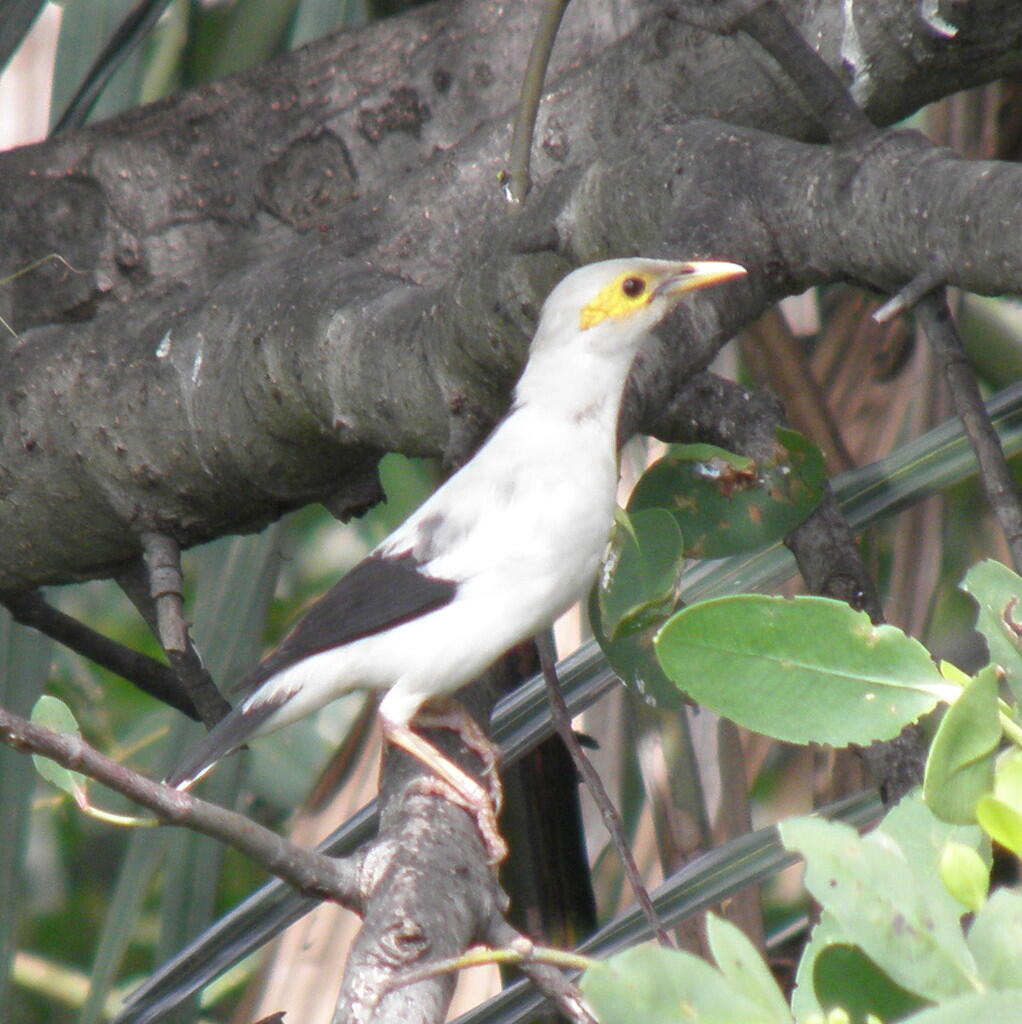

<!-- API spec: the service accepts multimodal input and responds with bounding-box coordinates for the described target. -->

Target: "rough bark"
[2,0,1022,592]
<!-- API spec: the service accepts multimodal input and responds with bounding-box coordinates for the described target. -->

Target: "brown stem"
[0,704,364,909]
[535,631,673,948]
[918,291,1022,572]
[118,541,232,728]
[2,590,199,720]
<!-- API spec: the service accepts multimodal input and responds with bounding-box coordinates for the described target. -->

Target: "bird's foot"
[383,715,507,865]
[413,698,503,813]
[409,774,508,865]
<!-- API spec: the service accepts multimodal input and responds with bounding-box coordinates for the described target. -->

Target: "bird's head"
[534,257,746,359]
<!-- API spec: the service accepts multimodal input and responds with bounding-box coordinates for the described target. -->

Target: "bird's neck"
[511,345,636,435]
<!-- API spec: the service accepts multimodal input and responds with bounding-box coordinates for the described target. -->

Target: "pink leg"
[382,704,506,865]
[412,698,502,812]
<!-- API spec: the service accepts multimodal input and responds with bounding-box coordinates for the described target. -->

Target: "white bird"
[166,257,746,861]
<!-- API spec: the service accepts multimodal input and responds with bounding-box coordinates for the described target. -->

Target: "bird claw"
[412,698,503,813]
[409,774,508,866]
[383,706,507,866]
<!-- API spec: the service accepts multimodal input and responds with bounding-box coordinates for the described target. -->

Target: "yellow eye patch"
[579,272,652,330]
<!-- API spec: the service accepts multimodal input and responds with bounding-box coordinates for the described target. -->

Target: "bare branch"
[3,5,1022,592]
[1,590,199,720]
[917,292,1022,571]
[536,631,673,949]
[733,1,874,141]
[0,705,366,910]
[484,919,597,1024]
[117,544,231,728]
[873,269,945,323]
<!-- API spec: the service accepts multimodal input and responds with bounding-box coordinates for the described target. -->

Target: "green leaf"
[794,909,929,1024]
[876,792,987,907]
[628,430,826,559]
[960,559,1022,701]
[792,912,844,1022]
[29,696,150,830]
[655,595,950,745]
[967,888,1022,991]
[597,508,683,641]
[590,508,686,709]
[30,695,87,802]
[812,943,929,1023]
[975,796,1022,856]
[589,586,685,709]
[705,914,791,1022]
[781,815,981,1001]
[580,944,782,1024]
[923,666,1000,824]
[894,992,1022,1023]
[660,442,756,471]
[975,748,1022,856]
[992,746,1022,806]
[938,842,989,912]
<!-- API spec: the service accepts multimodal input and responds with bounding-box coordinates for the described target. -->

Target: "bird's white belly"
[248,564,589,735]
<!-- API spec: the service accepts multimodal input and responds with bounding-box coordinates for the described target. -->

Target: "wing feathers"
[166,550,457,787]
[235,551,457,694]
[164,695,287,788]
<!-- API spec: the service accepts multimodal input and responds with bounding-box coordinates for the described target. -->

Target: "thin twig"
[141,531,192,654]
[119,538,232,727]
[392,927,597,1024]
[0,704,365,909]
[873,269,944,323]
[535,631,673,948]
[917,291,1022,572]
[506,0,571,204]
[485,919,597,1024]
[2,590,199,720]
[0,253,87,336]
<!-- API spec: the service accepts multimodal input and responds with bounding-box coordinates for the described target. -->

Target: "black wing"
[165,551,457,788]
[236,550,458,693]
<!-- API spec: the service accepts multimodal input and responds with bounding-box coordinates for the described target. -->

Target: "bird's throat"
[513,346,636,434]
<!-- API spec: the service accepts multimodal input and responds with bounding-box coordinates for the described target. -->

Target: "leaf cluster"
[586,438,1022,1023]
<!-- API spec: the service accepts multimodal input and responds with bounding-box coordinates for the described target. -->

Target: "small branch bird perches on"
[166,257,746,862]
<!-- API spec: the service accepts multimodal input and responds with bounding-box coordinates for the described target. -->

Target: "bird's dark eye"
[621,276,646,298]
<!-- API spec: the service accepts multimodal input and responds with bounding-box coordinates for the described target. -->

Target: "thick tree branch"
[0,2,1021,593]
[335,806,506,1024]
[5,3,1012,1019]
[1,696,537,1021]
[730,1,875,142]
[5,116,1022,592]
